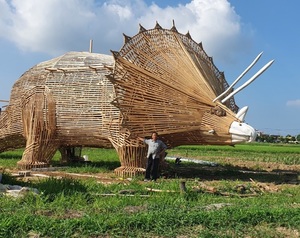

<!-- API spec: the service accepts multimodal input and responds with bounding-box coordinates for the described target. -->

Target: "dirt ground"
[221,157,300,173]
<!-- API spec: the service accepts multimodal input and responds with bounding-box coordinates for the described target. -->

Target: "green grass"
[0,149,23,168]
[169,143,300,165]
[0,176,299,237]
[0,143,299,237]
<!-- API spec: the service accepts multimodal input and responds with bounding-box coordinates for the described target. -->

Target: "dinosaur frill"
[110,22,239,146]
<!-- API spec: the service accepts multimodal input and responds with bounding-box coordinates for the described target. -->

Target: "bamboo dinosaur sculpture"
[0,22,273,176]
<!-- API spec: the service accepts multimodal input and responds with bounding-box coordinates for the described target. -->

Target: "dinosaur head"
[195,104,257,146]
[230,121,257,143]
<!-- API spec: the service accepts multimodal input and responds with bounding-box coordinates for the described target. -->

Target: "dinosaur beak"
[229,121,257,144]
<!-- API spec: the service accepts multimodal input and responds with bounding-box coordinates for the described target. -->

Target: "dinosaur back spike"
[123,33,132,44]
[139,24,146,33]
[170,20,178,32]
[198,42,203,50]
[154,21,162,29]
[185,31,192,39]
[110,50,120,59]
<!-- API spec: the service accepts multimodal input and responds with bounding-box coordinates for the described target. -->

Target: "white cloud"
[138,0,247,63]
[286,100,300,107]
[103,2,133,20]
[0,0,250,62]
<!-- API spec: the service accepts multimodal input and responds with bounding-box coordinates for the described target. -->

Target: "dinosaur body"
[0,24,269,176]
[2,52,123,162]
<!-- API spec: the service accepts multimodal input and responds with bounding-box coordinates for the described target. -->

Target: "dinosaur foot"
[114,166,145,178]
[17,161,50,170]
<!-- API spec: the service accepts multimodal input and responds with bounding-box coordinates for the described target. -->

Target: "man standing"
[138,132,167,181]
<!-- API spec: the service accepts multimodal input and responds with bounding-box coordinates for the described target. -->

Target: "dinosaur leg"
[17,86,58,169]
[114,142,148,177]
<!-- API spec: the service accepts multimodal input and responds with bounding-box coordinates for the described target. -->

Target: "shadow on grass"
[51,160,121,171]
[36,177,88,200]
[1,172,88,201]
[163,162,299,184]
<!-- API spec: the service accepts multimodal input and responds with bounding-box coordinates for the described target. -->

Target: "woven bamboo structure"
[0,23,257,177]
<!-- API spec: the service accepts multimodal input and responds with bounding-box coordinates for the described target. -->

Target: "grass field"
[0,143,299,237]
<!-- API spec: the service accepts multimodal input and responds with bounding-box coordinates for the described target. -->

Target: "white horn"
[213,52,263,102]
[221,60,274,103]
[236,106,248,122]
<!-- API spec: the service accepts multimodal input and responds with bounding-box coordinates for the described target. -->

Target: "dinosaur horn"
[235,106,248,122]
[213,52,263,102]
[221,59,274,103]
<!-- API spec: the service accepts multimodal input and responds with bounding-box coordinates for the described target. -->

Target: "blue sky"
[0,0,299,136]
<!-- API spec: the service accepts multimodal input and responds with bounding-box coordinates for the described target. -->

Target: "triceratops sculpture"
[0,22,273,176]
